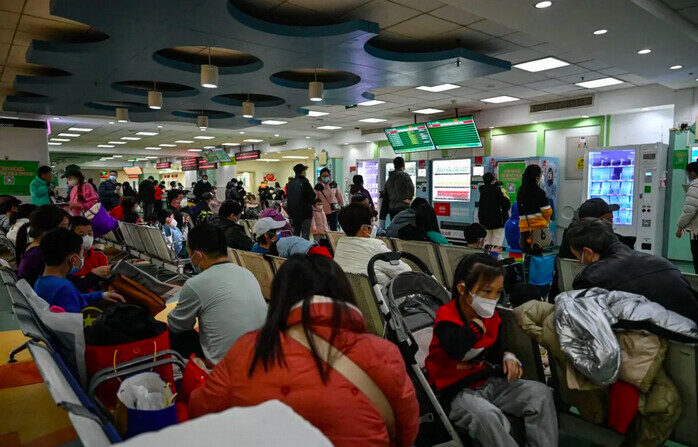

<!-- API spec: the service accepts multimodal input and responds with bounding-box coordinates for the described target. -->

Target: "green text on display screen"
[426,117,482,150]
[384,123,436,153]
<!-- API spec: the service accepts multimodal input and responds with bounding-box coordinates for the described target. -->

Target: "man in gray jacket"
[382,156,415,220]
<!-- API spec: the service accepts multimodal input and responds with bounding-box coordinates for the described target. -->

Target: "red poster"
[475,156,483,165]
[434,202,451,216]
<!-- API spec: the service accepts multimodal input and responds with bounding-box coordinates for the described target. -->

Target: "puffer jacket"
[189,297,420,447]
[678,178,698,235]
[555,288,698,386]
[315,182,344,215]
[385,208,416,238]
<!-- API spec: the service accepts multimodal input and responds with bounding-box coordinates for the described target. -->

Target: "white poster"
[432,159,471,202]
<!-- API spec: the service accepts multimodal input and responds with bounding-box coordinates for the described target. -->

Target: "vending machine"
[583,143,668,255]
[356,159,391,207]
[430,158,479,241]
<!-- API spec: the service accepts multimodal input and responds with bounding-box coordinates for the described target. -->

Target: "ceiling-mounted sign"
[235,150,261,161]
[156,162,171,169]
[181,157,199,171]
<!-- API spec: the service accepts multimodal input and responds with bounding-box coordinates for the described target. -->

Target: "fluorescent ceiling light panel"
[159,143,176,147]
[222,142,239,146]
[670,65,683,70]
[256,159,279,162]
[108,141,127,145]
[514,57,569,72]
[194,135,215,140]
[58,133,79,137]
[282,156,309,159]
[243,139,264,143]
[535,1,552,8]
[481,96,520,103]
[415,84,460,92]
[261,120,287,125]
[187,149,202,152]
[175,140,194,143]
[97,144,114,148]
[120,136,141,141]
[50,138,70,142]
[203,146,214,149]
[358,100,385,106]
[112,155,122,158]
[306,110,329,117]
[575,77,623,88]
[144,147,161,150]
[593,29,607,35]
[136,131,159,136]
[48,142,62,145]
[68,127,93,132]
[317,125,342,130]
[413,108,444,114]
[145,156,158,159]
[359,118,387,123]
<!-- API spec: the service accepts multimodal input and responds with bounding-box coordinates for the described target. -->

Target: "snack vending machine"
[583,143,668,255]
[356,159,391,207]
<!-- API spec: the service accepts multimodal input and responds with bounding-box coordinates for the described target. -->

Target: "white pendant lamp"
[242,100,254,119]
[116,107,129,123]
[309,69,323,102]
[148,90,162,110]
[197,115,209,131]
[200,47,218,89]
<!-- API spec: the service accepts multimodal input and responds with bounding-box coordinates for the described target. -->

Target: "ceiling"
[0,0,696,167]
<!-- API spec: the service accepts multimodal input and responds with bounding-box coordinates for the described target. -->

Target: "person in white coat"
[676,161,698,272]
[333,203,410,286]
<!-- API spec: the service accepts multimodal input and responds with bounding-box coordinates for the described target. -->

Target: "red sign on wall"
[434,202,451,216]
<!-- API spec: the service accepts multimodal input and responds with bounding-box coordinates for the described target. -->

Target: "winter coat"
[311,205,329,234]
[333,237,411,286]
[504,202,521,251]
[678,177,698,235]
[30,176,51,206]
[210,216,254,251]
[286,176,315,221]
[385,208,416,238]
[478,183,510,230]
[315,182,344,215]
[383,170,414,213]
[189,297,420,447]
[573,241,698,324]
[98,180,120,210]
[276,236,316,258]
[69,183,99,217]
[517,186,552,232]
[138,179,155,203]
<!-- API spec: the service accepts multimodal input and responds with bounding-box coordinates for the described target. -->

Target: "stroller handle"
[367,251,432,286]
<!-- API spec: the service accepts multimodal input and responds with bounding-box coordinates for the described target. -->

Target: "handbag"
[110,275,166,316]
[523,213,553,252]
[286,325,396,442]
[320,189,341,213]
[84,199,119,238]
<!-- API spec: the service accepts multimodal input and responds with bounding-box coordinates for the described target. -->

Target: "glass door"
[587,149,635,226]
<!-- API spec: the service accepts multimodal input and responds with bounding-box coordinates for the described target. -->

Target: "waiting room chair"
[234,249,275,300]
[377,237,394,251]
[227,248,240,265]
[266,255,286,273]
[498,307,546,383]
[556,258,585,293]
[665,339,698,446]
[326,231,344,254]
[344,272,384,337]
[682,272,698,292]
[392,239,445,286]
[434,244,487,288]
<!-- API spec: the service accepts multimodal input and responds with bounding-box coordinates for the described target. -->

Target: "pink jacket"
[189,297,420,447]
[315,183,344,215]
[311,205,329,234]
[69,183,99,216]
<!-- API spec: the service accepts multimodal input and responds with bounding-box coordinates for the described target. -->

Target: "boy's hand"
[103,292,125,303]
[91,266,111,278]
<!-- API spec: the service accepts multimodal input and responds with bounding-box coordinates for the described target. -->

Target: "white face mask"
[169,219,178,228]
[470,292,498,318]
[370,224,378,238]
[82,235,94,250]
[67,179,77,187]
[179,198,188,208]
[135,205,143,214]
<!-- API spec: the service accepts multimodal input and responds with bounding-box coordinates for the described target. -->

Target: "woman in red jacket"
[425,254,557,447]
[189,255,419,447]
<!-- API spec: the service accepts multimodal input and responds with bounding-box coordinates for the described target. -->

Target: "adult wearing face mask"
[251,217,284,255]
[63,164,99,217]
[167,189,188,229]
[426,254,557,447]
[314,168,344,232]
[194,174,212,202]
[69,216,110,292]
[98,170,121,211]
[286,164,315,239]
[333,203,410,287]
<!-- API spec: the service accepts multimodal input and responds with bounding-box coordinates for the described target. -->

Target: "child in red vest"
[425,254,557,446]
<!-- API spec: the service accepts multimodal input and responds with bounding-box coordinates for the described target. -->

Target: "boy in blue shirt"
[34,228,124,313]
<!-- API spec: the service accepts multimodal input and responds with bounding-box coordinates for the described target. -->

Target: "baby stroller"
[368,252,464,447]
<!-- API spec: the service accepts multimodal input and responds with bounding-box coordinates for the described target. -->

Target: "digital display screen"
[426,116,482,150]
[432,158,472,202]
[202,147,232,163]
[384,123,435,153]
[356,160,379,205]
[588,149,635,226]
[198,158,216,169]
[122,166,142,175]
[155,162,171,169]
[181,157,199,171]
[235,150,261,161]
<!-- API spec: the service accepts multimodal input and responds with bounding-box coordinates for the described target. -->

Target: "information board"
[384,123,435,153]
[497,161,526,197]
[426,116,482,150]
[181,157,199,171]
[235,150,261,161]
[432,159,471,202]
[0,160,38,196]
[202,147,232,163]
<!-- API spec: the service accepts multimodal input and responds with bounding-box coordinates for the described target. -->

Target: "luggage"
[110,275,166,316]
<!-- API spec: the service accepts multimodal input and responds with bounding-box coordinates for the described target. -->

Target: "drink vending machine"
[355,159,391,206]
[582,143,668,255]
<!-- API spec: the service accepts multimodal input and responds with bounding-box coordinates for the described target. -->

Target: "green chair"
[344,272,384,337]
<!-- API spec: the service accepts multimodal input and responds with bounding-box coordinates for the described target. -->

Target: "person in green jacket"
[30,165,53,206]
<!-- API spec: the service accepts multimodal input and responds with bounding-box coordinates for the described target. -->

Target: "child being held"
[310,198,329,237]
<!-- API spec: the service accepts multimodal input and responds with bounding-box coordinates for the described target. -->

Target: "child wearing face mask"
[69,216,110,292]
[34,228,124,313]
[310,198,329,238]
[425,254,557,447]
[157,209,186,257]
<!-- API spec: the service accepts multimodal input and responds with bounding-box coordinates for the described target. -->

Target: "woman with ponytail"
[17,205,70,286]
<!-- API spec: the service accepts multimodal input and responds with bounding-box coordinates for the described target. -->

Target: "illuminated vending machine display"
[432,158,472,202]
[356,159,380,205]
[587,149,635,226]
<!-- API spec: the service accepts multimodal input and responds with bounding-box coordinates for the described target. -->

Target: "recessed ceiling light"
[637,49,651,55]
[642,107,650,111]
[413,108,444,114]
[144,147,161,150]
[52,117,60,120]
[112,155,122,158]
[489,126,494,129]
[576,77,623,88]
[108,121,115,125]
[532,121,539,123]
[239,131,245,134]
[359,118,387,123]
[145,156,158,159]
[136,131,159,136]
[274,134,279,137]
[194,135,215,140]
[415,84,460,92]
[120,136,141,141]
[58,133,79,137]
[157,125,163,129]
[306,110,329,117]
[243,139,264,143]
[175,140,194,144]
[593,29,607,35]
[261,120,287,125]
[282,155,309,159]
[358,100,385,106]
[581,115,589,118]
[48,142,62,146]
[670,65,683,70]
[256,158,280,162]
[159,143,176,147]
[514,57,569,72]
[222,142,239,146]
[203,146,214,149]
[306,136,311,139]
[97,144,114,148]
[68,127,93,132]
[535,0,552,7]
[481,96,520,103]
[108,141,127,145]
[188,149,202,152]
[50,138,70,142]
[317,125,342,130]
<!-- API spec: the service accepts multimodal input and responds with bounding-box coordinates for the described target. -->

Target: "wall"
[235,159,299,190]
[491,132,537,158]
[608,108,673,146]
[0,119,49,201]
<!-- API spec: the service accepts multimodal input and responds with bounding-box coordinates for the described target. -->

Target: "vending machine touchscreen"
[357,160,380,204]
[587,149,635,226]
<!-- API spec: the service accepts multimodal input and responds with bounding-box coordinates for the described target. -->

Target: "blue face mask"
[321,176,330,183]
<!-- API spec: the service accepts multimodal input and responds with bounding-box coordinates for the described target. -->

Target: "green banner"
[0,160,39,195]
[497,161,527,198]
[673,149,688,170]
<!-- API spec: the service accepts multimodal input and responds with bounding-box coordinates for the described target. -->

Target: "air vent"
[360,127,386,136]
[269,140,288,147]
[530,96,593,113]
